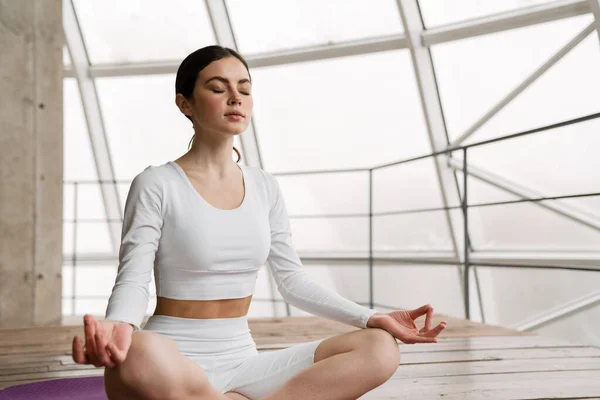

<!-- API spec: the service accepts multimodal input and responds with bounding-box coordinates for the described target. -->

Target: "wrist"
[107,319,136,333]
[366,312,387,328]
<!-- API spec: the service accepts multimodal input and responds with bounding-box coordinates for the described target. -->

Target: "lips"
[225,111,245,117]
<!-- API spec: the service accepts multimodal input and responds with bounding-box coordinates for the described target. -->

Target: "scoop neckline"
[169,161,248,212]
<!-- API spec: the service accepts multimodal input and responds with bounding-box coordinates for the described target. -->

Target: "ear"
[175,93,194,118]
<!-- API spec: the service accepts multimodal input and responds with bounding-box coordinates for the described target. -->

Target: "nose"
[228,93,242,106]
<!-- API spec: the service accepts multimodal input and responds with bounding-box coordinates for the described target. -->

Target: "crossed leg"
[227,327,399,400]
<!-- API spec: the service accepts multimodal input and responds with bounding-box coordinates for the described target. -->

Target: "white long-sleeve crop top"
[105,161,379,331]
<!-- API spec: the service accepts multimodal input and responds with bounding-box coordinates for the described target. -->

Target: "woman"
[72,45,447,400]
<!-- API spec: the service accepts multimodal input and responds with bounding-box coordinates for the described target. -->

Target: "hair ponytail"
[188,134,242,163]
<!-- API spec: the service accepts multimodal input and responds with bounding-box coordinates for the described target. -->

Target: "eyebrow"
[204,76,251,85]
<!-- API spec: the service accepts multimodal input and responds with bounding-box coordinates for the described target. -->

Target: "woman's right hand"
[72,314,134,368]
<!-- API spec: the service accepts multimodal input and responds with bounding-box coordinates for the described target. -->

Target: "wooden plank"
[0,353,72,366]
[0,343,72,355]
[0,365,51,375]
[0,368,103,383]
[362,370,600,399]
[400,346,600,364]
[392,357,600,378]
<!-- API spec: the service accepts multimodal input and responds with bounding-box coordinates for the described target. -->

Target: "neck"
[183,129,237,175]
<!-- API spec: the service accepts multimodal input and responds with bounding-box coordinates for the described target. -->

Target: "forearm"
[278,271,379,329]
[105,283,149,331]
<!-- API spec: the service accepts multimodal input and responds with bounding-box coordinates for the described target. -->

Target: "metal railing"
[63,112,600,326]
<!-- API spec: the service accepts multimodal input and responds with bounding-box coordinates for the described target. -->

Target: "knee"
[359,328,400,381]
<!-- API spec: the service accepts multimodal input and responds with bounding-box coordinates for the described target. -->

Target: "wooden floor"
[1,314,599,399]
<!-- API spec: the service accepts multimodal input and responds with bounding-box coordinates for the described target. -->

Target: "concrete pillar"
[0,0,63,327]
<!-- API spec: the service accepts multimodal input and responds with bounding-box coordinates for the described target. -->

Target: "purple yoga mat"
[0,376,107,400]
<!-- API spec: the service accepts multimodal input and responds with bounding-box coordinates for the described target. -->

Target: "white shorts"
[143,315,326,399]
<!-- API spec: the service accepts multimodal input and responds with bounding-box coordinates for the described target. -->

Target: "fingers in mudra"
[386,304,448,344]
[412,304,447,340]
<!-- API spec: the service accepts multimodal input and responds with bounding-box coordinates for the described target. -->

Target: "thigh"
[223,339,326,399]
[104,331,219,400]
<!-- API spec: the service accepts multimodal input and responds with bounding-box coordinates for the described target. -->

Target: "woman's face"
[180,57,253,136]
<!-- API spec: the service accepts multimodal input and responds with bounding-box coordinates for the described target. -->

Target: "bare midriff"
[154,295,253,319]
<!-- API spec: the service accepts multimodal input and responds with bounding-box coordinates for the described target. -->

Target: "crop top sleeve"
[104,167,163,331]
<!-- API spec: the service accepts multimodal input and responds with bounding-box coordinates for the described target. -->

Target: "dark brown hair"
[176,45,250,163]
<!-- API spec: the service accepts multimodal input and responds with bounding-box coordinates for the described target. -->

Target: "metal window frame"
[63,0,591,79]
[61,0,600,329]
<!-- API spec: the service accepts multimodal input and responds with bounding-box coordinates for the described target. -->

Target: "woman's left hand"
[367,304,447,344]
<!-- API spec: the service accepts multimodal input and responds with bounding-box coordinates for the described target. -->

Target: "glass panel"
[430,15,592,141]
[306,264,370,304]
[75,184,106,220]
[276,171,369,216]
[374,211,454,252]
[471,34,600,143]
[63,183,75,221]
[419,0,559,28]
[468,118,600,214]
[75,266,117,297]
[290,217,368,254]
[469,201,600,251]
[458,173,600,221]
[560,196,600,221]
[479,267,600,344]
[75,299,109,316]
[373,158,445,213]
[62,265,74,298]
[373,264,464,318]
[455,172,522,205]
[63,222,112,254]
[73,0,215,64]
[62,299,73,316]
[64,78,97,181]
[536,303,600,346]
[286,264,370,316]
[252,50,429,172]
[97,75,245,181]
[227,0,403,54]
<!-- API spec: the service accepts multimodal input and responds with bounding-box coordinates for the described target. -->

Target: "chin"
[223,123,249,135]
